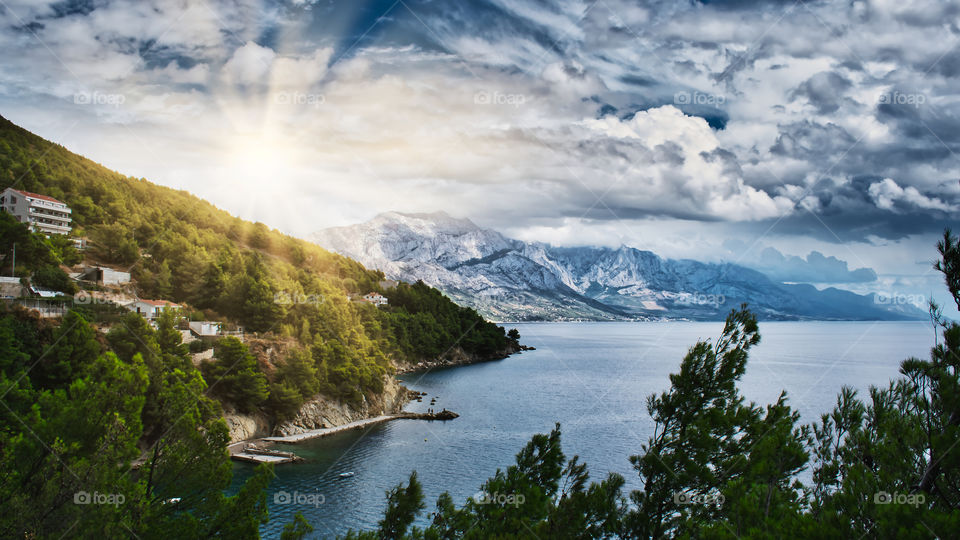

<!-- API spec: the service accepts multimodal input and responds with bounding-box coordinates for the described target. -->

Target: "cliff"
[225,374,413,442]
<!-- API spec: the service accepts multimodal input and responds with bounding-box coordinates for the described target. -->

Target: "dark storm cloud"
[769,121,857,161]
[790,71,852,114]
[1,0,958,247]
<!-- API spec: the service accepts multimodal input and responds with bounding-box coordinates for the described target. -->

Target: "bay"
[233,320,934,538]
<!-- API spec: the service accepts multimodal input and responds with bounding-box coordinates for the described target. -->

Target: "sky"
[0,0,958,313]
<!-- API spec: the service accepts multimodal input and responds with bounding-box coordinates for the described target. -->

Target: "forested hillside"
[0,115,515,416]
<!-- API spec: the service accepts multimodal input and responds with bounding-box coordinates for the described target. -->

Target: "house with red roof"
[0,187,72,235]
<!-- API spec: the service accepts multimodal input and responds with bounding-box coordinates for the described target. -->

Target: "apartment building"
[0,188,72,235]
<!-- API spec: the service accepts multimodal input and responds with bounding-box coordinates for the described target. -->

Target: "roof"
[8,188,65,205]
[32,287,64,298]
[0,276,21,284]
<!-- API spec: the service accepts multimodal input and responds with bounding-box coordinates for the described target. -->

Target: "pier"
[229,410,459,463]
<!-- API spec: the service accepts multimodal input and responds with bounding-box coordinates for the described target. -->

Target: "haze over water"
[235,321,934,538]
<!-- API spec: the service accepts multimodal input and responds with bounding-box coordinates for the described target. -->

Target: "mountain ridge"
[312,212,926,322]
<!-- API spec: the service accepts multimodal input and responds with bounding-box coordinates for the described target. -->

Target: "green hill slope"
[0,114,516,412]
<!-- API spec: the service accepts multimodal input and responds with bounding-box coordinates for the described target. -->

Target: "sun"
[222,133,301,183]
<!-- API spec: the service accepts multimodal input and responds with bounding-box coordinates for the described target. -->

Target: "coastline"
[229,346,523,462]
[230,411,461,462]
[393,343,527,375]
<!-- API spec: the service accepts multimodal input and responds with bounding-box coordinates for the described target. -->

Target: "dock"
[262,415,396,443]
[232,452,298,464]
[263,410,460,445]
[230,410,460,464]
[229,443,303,464]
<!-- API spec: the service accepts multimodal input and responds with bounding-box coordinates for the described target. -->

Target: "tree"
[378,471,425,539]
[200,337,269,413]
[31,264,77,293]
[36,310,101,388]
[280,513,314,540]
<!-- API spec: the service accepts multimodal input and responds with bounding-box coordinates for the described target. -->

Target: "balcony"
[30,221,72,234]
[27,199,71,213]
[29,207,72,220]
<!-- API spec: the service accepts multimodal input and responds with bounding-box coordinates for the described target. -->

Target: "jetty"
[231,444,303,464]
[230,410,459,464]
[262,410,460,445]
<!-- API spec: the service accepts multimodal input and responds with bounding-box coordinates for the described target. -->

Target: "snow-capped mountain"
[311,212,926,321]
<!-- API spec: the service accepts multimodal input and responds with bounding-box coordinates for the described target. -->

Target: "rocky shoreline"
[228,343,528,463]
[393,343,530,375]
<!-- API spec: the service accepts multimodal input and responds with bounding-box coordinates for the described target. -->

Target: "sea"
[230,321,935,538]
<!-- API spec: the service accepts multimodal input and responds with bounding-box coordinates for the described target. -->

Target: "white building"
[127,299,181,319]
[77,265,131,285]
[0,188,72,235]
[362,292,388,306]
[189,321,222,338]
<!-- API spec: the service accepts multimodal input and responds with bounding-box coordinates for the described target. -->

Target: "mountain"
[312,212,926,321]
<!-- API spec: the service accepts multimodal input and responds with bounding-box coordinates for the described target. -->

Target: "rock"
[273,376,408,437]
[225,412,272,442]
[434,410,458,420]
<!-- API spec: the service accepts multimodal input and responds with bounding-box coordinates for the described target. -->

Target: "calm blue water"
[232,321,935,538]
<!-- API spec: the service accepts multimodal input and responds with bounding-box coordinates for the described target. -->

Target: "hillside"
[0,115,517,416]
[313,211,927,321]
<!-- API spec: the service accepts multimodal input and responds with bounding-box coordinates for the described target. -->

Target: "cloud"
[868,178,955,212]
[751,246,878,284]
[0,0,957,304]
[220,42,276,86]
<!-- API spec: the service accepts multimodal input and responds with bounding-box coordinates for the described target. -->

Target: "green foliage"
[200,337,269,413]
[0,211,75,292]
[0,306,271,538]
[44,233,82,266]
[625,305,810,537]
[31,263,77,293]
[381,281,512,361]
[36,310,102,388]
[281,513,314,540]
[0,210,53,274]
[379,471,426,538]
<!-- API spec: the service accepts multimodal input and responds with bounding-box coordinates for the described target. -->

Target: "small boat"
[338,472,355,478]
